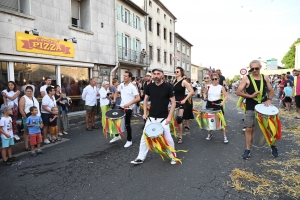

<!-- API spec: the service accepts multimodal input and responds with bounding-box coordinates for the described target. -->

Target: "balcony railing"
[118,46,150,66]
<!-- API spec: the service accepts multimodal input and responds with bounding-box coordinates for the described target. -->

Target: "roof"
[154,0,177,20]
[122,0,149,16]
[175,33,193,47]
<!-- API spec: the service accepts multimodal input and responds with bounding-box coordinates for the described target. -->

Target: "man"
[111,71,140,147]
[40,77,52,97]
[82,78,99,131]
[287,71,294,83]
[131,68,177,165]
[216,69,226,87]
[110,78,120,109]
[292,68,300,119]
[140,73,152,101]
[236,60,276,159]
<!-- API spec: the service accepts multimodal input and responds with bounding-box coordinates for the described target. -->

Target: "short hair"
[287,71,291,74]
[211,73,219,79]
[46,86,54,94]
[45,77,51,81]
[286,74,290,79]
[112,79,118,85]
[102,81,109,87]
[125,71,133,78]
[25,86,33,91]
[51,106,58,111]
[29,106,38,112]
[249,60,262,68]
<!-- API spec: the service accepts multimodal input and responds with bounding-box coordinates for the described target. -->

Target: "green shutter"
[121,6,125,22]
[133,13,136,28]
[117,4,121,20]
[139,18,143,31]
[129,12,133,26]
[117,32,122,47]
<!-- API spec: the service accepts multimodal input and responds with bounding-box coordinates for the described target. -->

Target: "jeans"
[59,105,68,115]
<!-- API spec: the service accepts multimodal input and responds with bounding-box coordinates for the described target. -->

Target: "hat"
[152,68,164,73]
[0,102,14,113]
[295,68,300,72]
[145,72,152,76]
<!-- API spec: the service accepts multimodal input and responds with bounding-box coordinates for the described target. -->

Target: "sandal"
[92,126,99,129]
[184,126,190,131]
[24,147,31,151]
[178,138,183,144]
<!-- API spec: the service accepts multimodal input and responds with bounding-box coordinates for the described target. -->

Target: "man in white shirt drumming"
[112,71,140,148]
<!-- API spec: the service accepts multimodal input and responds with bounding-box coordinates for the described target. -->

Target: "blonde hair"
[102,81,109,87]
[211,73,219,79]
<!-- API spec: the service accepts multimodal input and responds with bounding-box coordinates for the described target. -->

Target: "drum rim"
[105,109,125,119]
[144,123,164,138]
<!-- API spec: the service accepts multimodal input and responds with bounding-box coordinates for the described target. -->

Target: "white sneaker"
[206,134,213,140]
[242,128,246,132]
[63,132,68,135]
[170,159,177,165]
[124,141,132,148]
[14,135,20,140]
[58,132,63,136]
[110,136,121,143]
[44,139,50,144]
[130,159,143,165]
[224,136,229,144]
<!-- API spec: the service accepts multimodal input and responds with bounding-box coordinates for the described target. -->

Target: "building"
[174,33,192,78]
[0,0,116,113]
[191,64,198,83]
[115,0,149,80]
[295,42,300,69]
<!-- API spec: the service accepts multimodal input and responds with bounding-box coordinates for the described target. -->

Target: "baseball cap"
[145,72,152,76]
[0,102,14,113]
[152,68,164,73]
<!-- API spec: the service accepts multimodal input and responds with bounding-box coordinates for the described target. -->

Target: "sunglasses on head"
[251,67,260,71]
[174,71,180,73]
[212,78,218,81]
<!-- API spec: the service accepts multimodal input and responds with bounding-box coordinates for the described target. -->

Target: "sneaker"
[14,135,20,140]
[242,128,246,132]
[58,132,63,136]
[206,134,213,140]
[224,136,229,144]
[132,114,137,117]
[2,160,12,166]
[44,139,50,144]
[271,146,278,158]
[51,139,56,143]
[130,159,143,165]
[31,152,37,157]
[124,141,132,148]
[242,150,251,160]
[63,132,68,135]
[7,157,19,162]
[170,159,177,165]
[36,150,45,154]
[109,136,121,143]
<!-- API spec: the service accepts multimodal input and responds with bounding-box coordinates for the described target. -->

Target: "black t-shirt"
[245,75,267,111]
[145,82,174,118]
[49,114,58,126]
[219,75,225,86]
[141,81,152,100]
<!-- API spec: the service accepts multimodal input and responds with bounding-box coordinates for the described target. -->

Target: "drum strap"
[148,117,165,123]
[249,74,264,103]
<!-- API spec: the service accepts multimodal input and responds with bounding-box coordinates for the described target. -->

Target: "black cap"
[152,68,164,73]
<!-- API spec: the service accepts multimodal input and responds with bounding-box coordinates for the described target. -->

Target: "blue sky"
[161,0,300,78]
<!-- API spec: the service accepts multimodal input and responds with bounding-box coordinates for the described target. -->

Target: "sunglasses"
[251,67,260,71]
[174,71,180,73]
[212,78,218,81]
[204,77,209,79]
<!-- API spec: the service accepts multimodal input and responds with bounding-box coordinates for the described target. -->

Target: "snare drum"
[104,109,126,138]
[252,104,281,147]
[199,109,226,131]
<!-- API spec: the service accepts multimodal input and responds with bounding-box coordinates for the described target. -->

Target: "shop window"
[14,63,56,98]
[0,62,8,106]
[60,66,89,112]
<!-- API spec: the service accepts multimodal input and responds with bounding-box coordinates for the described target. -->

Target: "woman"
[200,75,211,110]
[173,67,194,144]
[2,81,20,140]
[204,73,229,143]
[19,86,41,151]
[182,78,195,131]
[54,85,69,136]
[99,81,111,128]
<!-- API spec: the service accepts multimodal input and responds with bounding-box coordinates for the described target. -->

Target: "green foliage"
[281,38,300,69]
[226,75,241,85]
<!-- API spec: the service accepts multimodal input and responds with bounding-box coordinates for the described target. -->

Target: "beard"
[153,77,161,83]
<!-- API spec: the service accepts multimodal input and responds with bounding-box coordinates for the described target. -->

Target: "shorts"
[1,137,14,148]
[22,118,28,130]
[284,97,292,103]
[41,113,51,126]
[29,133,42,146]
[295,96,300,108]
[49,126,58,135]
[244,110,255,128]
[86,105,96,114]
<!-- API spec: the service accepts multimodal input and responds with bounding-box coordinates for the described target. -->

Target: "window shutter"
[122,33,125,48]
[133,13,136,28]
[139,18,143,31]
[121,6,125,22]
[117,3,121,20]
[129,12,133,26]
[117,32,122,47]
[71,0,80,19]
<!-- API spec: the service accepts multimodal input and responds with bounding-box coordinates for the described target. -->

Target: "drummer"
[203,73,229,143]
[236,60,276,159]
[131,68,177,165]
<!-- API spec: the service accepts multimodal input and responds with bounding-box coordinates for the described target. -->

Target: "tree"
[281,38,300,69]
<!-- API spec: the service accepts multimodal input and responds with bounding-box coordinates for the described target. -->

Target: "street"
[0,94,299,200]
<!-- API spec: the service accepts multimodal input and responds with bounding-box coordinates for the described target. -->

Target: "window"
[170,54,172,65]
[149,45,153,60]
[157,49,160,62]
[136,16,140,29]
[149,1,152,7]
[136,39,140,52]
[187,48,190,56]
[0,0,30,14]
[164,14,166,19]
[169,32,172,43]
[170,19,172,24]
[164,51,167,64]
[177,59,180,67]
[177,41,180,51]
[149,17,152,31]
[157,8,160,14]
[164,28,167,40]
[182,61,185,70]
[71,0,91,31]
[124,9,129,24]
[187,63,190,72]
[182,45,186,54]
[157,23,160,36]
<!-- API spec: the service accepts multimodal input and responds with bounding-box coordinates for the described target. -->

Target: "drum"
[168,103,179,138]
[252,104,281,147]
[140,101,151,115]
[199,109,226,131]
[103,109,126,138]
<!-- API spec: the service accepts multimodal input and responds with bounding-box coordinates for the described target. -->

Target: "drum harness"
[249,74,265,103]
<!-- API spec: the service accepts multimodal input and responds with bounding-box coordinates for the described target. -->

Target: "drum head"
[140,101,151,105]
[144,123,164,138]
[105,109,125,119]
[255,104,278,115]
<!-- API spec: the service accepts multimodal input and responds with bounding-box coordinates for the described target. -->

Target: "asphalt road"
[0,94,298,200]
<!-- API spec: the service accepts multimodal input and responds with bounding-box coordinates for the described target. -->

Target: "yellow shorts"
[49,126,58,135]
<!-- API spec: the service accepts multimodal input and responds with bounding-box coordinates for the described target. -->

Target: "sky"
[161,0,300,78]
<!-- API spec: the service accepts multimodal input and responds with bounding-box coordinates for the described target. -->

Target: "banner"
[16,32,74,58]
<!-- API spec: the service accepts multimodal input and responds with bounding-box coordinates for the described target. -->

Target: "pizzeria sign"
[16,32,74,58]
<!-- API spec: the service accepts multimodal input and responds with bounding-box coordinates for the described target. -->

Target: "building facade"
[115,0,149,80]
[0,0,116,113]
[174,33,192,79]
[191,63,198,83]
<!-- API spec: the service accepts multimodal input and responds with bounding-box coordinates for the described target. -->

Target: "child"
[49,107,61,143]
[284,82,293,111]
[26,106,44,157]
[59,93,70,117]
[0,104,18,166]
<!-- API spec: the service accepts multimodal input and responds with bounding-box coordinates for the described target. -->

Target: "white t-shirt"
[99,87,110,106]
[2,89,19,105]
[82,85,97,106]
[0,116,13,139]
[207,84,223,101]
[40,85,53,96]
[117,82,139,109]
[41,95,57,114]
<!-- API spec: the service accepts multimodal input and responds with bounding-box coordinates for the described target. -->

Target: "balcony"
[118,46,150,66]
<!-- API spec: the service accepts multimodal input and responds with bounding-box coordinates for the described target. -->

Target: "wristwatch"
[267,98,272,101]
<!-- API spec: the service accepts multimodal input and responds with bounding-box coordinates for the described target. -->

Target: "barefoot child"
[26,106,44,157]
[0,104,18,166]
[49,107,61,143]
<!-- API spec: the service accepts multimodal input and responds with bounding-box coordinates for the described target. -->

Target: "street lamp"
[64,37,77,43]
[25,29,39,36]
